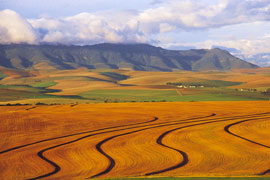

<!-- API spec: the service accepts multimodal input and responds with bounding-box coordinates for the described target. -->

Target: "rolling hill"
[0,43,258,71]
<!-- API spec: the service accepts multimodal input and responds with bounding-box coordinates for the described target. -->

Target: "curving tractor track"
[1,109,270,180]
[27,114,215,180]
[224,119,270,176]
[91,113,270,178]
[0,117,159,154]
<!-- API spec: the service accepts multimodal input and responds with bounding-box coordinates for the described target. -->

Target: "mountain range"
[0,43,258,71]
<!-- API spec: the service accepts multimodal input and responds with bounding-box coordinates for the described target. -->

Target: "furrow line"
[2,112,268,154]
[26,114,214,180]
[25,113,270,179]
[145,115,270,176]
[0,117,158,154]
[224,118,270,176]
[90,114,270,178]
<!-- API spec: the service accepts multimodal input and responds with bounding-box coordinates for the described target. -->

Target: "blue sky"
[0,0,270,66]
[0,0,153,18]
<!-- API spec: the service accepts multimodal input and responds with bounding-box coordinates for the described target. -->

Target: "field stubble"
[0,102,269,180]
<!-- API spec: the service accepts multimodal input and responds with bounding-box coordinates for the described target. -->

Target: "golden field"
[0,101,269,180]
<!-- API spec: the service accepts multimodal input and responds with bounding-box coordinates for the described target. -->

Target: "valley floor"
[0,68,270,105]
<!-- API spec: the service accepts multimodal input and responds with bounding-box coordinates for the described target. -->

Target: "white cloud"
[1,0,269,45]
[0,0,270,62]
[163,33,270,60]
[28,11,147,45]
[135,0,270,34]
[0,9,38,44]
[161,35,270,66]
[1,0,270,45]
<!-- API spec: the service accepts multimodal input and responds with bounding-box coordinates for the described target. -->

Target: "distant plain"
[0,67,270,105]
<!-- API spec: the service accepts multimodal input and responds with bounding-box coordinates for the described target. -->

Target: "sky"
[0,0,270,66]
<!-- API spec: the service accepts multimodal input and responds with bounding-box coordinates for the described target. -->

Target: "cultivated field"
[0,67,270,104]
[0,102,269,180]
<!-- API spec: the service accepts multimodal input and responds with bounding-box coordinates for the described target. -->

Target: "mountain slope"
[0,43,258,71]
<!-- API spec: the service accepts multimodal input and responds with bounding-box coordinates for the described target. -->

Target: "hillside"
[0,43,258,71]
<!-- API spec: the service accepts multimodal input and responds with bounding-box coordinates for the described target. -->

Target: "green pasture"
[31,81,57,88]
[80,89,268,102]
[0,83,82,102]
[167,80,242,88]
[0,72,6,79]
[0,84,45,93]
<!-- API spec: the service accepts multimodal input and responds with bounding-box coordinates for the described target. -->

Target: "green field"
[81,89,175,102]
[0,84,44,93]
[0,84,83,103]
[0,84,268,104]
[0,72,6,79]
[31,81,57,88]
[10,76,110,86]
[80,89,268,103]
[167,80,242,88]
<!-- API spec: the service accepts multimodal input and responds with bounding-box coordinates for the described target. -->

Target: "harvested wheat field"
[0,101,270,180]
